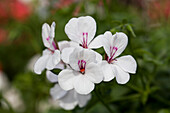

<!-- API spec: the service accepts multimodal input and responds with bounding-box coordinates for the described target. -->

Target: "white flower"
[34,22,60,74]
[63,16,104,63]
[34,40,78,73]
[0,71,10,91]
[46,71,91,110]
[100,31,137,84]
[0,71,25,112]
[58,48,103,94]
[65,16,104,49]
[2,87,25,112]
[50,84,91,110]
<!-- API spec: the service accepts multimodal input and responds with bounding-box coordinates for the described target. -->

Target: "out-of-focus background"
[0,0,170,113]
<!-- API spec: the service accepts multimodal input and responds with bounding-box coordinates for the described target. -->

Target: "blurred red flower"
[0,0,31,22]
[10,0,31,21]
[0,1,9,23]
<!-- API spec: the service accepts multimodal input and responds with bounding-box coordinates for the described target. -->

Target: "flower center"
[107,46,118,63]
[81,32,88,48]
[78,60,86,74]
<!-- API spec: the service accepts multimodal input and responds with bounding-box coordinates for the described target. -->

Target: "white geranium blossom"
[0,71,10,91]
[34,22,60,74]
[100,31,137,84]
[58,48,103,95]
[63,16,104,63]
[65,16,103,49]
[46,71,91,110]
[0,71,25,112]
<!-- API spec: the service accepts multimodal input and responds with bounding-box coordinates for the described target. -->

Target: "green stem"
[94,90,114,113]
[126,84,143,93]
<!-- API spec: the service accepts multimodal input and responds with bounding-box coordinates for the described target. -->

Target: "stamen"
[86,32,88,48]
[82,32,88,48]
[52,41,57,50]
[46,35,58,50]
[78,60,86,74]
[107,46,118,63]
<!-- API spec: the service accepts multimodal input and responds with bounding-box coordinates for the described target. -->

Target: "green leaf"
[158,109,170,113]
[141,91,148,105]
[126,24,136,37]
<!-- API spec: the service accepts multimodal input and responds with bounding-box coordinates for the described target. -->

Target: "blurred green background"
[0,0,170,113]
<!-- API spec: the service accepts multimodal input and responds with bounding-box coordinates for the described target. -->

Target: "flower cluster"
[34,16,137,110]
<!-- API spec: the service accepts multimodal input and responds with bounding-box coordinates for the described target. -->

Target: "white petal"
[103,31,113,58]
[114,65,130,84]
[65,18,81,44]
[76,93,91,108]
[68,48,81,71]
[82,49,97,64]
[93,50,102,63]
[105,31,113,39]
[42,23,51,48]
[46,55,56,70]
[77,16,96,45]
[115,55,137,74]
[59,90,78,110]
[50,84,67,100]
[58,40,70,51]
[55,61,65,70]
[88,34,104,49]
[101,61,116,82]
[58,69,76,91]
[85,63,103,83]
[61,47,75,64]
[46,50,60,70]
[65,16,96,45]
[112,32,128,58]
[73,75,95,95]
[53,50,61,64]
[34,54,49,74]
[58,41,79,51]
[42,49,51,55]
[46,71,58,83]
[69,41,80,47]
[50,22,55,38]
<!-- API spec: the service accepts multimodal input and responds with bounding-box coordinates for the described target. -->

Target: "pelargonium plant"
[34,16,137,111]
